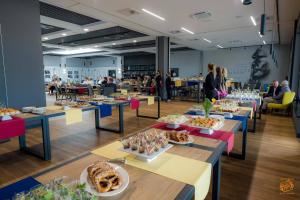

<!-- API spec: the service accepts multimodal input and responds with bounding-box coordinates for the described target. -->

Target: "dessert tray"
[165,130,194,145]
[120,129,173,162]
[157,114,189,129]
[185,115,224,135]
[80,161,129,197]
[0,108,20,116]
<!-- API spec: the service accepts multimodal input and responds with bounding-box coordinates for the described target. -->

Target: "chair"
[103,87,115,96]
[267,92,296,115]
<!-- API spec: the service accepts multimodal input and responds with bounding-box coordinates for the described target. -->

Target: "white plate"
[80,163,129,197]
[168,135,194,145]
[120,144,173,162]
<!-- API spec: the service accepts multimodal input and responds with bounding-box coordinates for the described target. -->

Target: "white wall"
[170,50,203,77]
[203,45,291,84]
[43,55,122,83]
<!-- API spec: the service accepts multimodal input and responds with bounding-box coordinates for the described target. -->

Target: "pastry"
[87,161,122,193]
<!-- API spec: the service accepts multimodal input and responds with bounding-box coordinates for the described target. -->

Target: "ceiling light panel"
[142,8,165,21]
[181,27,194,34]
[203,38,212,43]
[50,48,99,55]
[250,16,257,26]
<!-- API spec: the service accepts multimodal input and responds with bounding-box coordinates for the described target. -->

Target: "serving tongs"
[106,157,126,165]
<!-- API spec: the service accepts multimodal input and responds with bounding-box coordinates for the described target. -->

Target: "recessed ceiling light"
[62,33,67,36]
[83,28,89,32]
[250,16,257,26]
[181,27,194,34]
[263,40,266,44]
[112,43,116,45]
[203,38,212,43]
[43,37,49,40]
[50,48,99,55]
[142,8,165,21]
[217,45,224,48]
[133,40,137,43]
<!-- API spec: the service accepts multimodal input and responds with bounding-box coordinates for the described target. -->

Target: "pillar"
[156,36,170,99]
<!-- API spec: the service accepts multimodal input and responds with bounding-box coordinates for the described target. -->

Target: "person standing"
[165,72,172,101]
[155,71,162,98]
[205,64,218,100]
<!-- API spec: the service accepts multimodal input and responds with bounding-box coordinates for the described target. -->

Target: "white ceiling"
[41,0,300,52]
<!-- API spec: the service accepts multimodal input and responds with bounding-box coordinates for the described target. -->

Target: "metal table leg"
[97,104,124,134]
[212,159,221,200]
[136,97,161,119]
[19,117,51,160]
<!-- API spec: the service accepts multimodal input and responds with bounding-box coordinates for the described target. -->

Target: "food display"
[158,114,188,125]
[0,108,20,116]
[55,100,89,108]
[165,130,193,144]
[87,161,122,193]
[120,129,172,161]
[186,116,224,130]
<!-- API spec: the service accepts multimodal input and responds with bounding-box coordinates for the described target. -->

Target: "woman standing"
[205,64,218,100]
[165,72,172,101]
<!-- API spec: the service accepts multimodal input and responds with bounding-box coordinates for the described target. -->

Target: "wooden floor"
[0,97,299,200]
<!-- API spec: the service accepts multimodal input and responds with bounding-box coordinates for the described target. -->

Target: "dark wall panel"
[0,0,45,108]
[124,54,155,66]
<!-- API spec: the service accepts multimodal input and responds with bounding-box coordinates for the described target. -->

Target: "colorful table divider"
[130,98,140,110]
[0,177,41,200]
[0,117,26,140]
[92,141,212,200]
[152,123,234,154]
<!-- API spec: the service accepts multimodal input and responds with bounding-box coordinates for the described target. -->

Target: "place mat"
[130,98,140,110]
[92,141,211,200]
[240,106,254,119]
[46,105,63,111]
[65,109,82,125]
[0,177,41,199]
[139,95,155,105]
[99,104,112,118]
[152,122,234,153]
[120,89,128,95]
[0,117,25,140]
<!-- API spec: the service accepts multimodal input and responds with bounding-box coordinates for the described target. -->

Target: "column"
[0,0,45,108]
[156,36,170,100]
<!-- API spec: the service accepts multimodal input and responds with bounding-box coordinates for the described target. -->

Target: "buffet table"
[14,105,99,161]
[30,136,225,200]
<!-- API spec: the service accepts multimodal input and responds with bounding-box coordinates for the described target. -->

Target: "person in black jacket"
[205,64,218,100]
[266,80,281,97]
[165,72,172,101]
[155,71,162,97]
[215,66,222,91]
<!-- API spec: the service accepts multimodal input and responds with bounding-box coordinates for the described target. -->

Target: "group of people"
[261,80,291,113]
[204,63,228,100]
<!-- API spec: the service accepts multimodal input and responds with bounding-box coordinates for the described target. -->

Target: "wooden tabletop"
[34,143,215,200]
